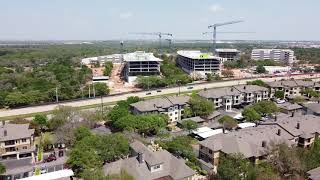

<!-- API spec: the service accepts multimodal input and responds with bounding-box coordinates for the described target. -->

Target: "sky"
[0,0,319,41]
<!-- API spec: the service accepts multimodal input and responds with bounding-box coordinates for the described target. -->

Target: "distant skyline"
[1,0,319,41]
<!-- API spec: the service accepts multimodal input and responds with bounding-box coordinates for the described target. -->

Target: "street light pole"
[55,87,59,103]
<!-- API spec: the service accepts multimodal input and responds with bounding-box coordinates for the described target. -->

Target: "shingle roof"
[179,116,205,123]
[0,123,34,141]
[104,141,196,180]
[234,85,268,93]
[307,167,320,180]
[302,103,320,114]
[200,125,294,158]
[277,102,302,111]
[130,96,189,112]
[267,80,320,88]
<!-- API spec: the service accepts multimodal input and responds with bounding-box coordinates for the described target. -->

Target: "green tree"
[214,154,256,180]
[252,101,278,116]
[274,91,285,99]
[33,114,48,131]
[247,80,267,87]
[0,162,6,174]
[74,126,92,142]
[181,120,198,133]
[218,115,238,130]
[106,170,135,180]
[81,168,105,180]
[256,65,266,74]
[243,107,261,122]
[188,96,214,116]
[93,83,110,96]
[103,61,113,76]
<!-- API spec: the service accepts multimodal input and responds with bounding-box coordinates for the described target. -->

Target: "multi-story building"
[199,114,320,170]
[130,95,190,123]
[123,51,162,84]
[267,80,320,98]
[177,50,222,79]
[198,85,269,111]
[215,49,240,61]
[0,123,35,160]
[103,141,196,180]
[251,49,295,64]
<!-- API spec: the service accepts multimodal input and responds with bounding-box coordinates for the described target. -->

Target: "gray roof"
[2,157,33,175]
[91,126,111,135]
[204,111,222,120]
[104,141,196,180]
[234,85,268,93]
[200,124,294,158]
[302,103,320,114]
[198,87,242,99]
[308,167,320,180]
[277,102,302,111]
[267,80,320,88]
[0,123,34,141]
[130,141,163,166]
[131,96,189,112]
[179,116,205,123]
[198,85,267,99]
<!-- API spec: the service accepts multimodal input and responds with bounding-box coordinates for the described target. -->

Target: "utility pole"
[92,83,96,98]
[101,95,104,117]
[88,84,91,98]
[55,87,59,103]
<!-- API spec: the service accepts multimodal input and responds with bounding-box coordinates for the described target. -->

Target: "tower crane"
[165,39,173,48]
[208,20,244,54]
[130,32,173,50]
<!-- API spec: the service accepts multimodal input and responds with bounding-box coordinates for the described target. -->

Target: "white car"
[276,99,286,104]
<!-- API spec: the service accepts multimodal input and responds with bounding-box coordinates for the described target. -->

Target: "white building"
[81,54,122,65]
[123,51,162,84]
[251,49,295,64]
[177,50,222,79]
[258,66,291,74]
[215,49,240,61]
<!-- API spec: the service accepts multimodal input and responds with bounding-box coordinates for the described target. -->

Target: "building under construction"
[215,49,240,61]
[123,51,162,84]
[177,50,222,79]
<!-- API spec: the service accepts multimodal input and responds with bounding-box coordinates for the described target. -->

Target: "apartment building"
[103,141,196,180]
[215,49,240,61]
[0,123,35,160]
[177,50,222,79]
[123,51,162,84]
[198,85,269,111]
[199,114,320,169]
[251,49,295,64]
[267,80,320,98]
[130,95,190,123]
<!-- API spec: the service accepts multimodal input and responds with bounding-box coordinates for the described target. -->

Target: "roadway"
[0,74,317,118]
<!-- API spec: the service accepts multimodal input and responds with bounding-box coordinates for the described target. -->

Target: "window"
[154,165,160,169]
[22,139,27,143]
[23,146,28,150]
[175,112,178,114]
[169,113,172,116]
[209,150,213,154]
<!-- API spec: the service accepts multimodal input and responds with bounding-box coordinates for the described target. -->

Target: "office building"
[130,95,190,123]
[198,85,269,111]
[251,49,295,64]
[215,49,240,61]
[123,51,162,84]
[177,50,222,79]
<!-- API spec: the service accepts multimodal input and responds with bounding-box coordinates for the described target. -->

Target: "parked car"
[45,154,57,162]
[276,99,286,104]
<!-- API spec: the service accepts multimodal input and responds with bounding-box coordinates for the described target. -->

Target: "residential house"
[0,123,35,161]
[199,114,320,170]
[130,95,190,123]
[103,141,196,180]
[277,102,303,116]
[198,85,269,111]
[301,102,320,116]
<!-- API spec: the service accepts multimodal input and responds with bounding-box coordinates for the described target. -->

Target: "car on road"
[146,92,152,95]
[156,90,162,92]
[187,86,194,90]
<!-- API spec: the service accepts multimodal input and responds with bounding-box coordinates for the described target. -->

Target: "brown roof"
[0,123,34,141]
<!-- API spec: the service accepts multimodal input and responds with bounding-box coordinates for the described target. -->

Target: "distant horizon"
[1,1,320,41]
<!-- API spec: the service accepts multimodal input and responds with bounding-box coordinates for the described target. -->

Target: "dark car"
[45,154,57,162]
[146,92,152,95]
[156,90,162,92]
[187,86,194,90]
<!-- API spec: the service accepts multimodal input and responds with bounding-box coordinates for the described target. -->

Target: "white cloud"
[119,12,133,20]
[209,4,224,13]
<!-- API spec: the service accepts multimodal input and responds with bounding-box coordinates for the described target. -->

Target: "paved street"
[0,74,317,118]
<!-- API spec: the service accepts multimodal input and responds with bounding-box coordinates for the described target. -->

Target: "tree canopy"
[252,101,278,116]
[243,107,261,122]
[218,115,238,130]
[188,96,215,117]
